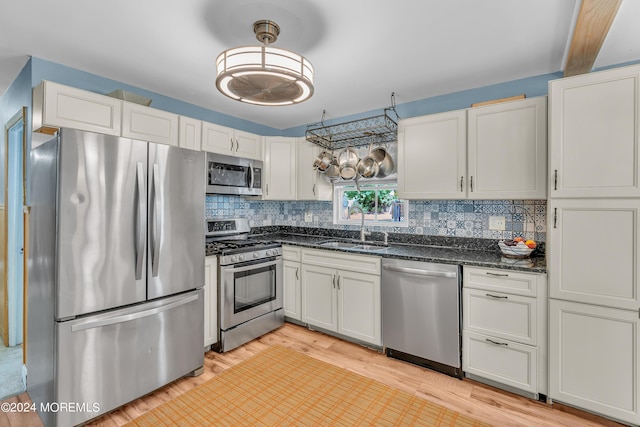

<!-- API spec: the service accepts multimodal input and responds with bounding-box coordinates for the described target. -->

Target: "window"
[334,182,408,227]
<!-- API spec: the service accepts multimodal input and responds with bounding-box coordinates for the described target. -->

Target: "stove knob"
[265,249,273,256]
[239,254,246,262]
[253,252,259,259]
[230,256,238,263]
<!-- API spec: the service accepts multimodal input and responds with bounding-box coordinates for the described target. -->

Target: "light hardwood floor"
[0,323,625,427]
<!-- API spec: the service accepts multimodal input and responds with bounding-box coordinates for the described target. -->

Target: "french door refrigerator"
[27,129,205,427]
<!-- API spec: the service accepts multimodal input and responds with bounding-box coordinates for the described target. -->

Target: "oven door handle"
[222,257,282,274]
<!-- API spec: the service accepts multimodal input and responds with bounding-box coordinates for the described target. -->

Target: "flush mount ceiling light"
[215,20,315,106]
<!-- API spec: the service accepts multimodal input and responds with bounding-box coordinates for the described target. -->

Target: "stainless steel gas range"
[206,218,284,352]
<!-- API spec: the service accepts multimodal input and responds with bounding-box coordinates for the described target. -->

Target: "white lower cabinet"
[282,246,302,321]
[462,266,547,397]
[549,299,640,425]
[204,256,218,349]
[301,248,381,346]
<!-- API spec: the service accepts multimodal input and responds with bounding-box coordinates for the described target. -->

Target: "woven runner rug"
[126,345,489,426]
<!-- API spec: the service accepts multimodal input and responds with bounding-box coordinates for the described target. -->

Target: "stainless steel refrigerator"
[27,129,205,427]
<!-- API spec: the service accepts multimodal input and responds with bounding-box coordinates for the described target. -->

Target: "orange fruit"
[514,237,525,243]
[525,240,536,249]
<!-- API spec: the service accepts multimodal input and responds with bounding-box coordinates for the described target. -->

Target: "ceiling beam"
[563,0,622,77]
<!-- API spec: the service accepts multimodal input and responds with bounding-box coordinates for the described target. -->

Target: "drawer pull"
[486,338,509,346]
[486,293,508,299]
[486,272,509,277]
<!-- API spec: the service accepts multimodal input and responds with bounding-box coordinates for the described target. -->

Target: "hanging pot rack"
[305,93,400,151]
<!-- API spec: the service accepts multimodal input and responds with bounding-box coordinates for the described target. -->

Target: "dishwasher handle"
[382,264,457,279]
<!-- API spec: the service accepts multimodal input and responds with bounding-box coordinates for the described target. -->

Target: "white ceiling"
[1,0,639,130]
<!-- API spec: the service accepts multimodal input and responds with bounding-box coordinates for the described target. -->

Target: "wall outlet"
[304,212,313,223]
[489,215,506,231]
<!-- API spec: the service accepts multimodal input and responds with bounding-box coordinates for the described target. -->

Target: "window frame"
[333,181,408,228]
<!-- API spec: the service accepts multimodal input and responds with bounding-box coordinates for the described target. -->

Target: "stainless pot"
[366,147,395,177]
[356,145,378,178]
[338,147,359,181]
[324,155,341,180]
[313,150,332,173]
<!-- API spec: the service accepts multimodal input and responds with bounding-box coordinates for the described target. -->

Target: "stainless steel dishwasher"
[382,258,462,378]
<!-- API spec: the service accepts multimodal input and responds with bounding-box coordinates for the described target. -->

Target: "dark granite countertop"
[241,226,547,273]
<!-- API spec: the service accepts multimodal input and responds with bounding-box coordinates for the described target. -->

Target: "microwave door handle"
[249,161,255,189]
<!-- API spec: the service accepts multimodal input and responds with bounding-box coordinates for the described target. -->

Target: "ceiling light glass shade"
[215,29,314,106]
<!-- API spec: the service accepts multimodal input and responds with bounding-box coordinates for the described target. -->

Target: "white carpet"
[0,341,24,399]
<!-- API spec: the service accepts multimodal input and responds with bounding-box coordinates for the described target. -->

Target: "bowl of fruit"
[498,237,536,258]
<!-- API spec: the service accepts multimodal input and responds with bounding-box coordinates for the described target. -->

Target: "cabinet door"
[297,139,332,201]
[201,122,234,155]
[33,80,122,136]
[121,102,179,146]
[549,64,640,198]
[301,264,337,332]
[283,260,301,321]
[548,199,640,310]
[178,116,202,151]
[264,137,297,200]
[549,299,640,425]
[234,130,263,160]
[398,110,467,199]
[204,256,217,348]
[467,97,547,199]
[337,270,381,346]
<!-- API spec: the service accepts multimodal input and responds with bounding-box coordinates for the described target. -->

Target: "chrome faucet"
[348,205,371,242]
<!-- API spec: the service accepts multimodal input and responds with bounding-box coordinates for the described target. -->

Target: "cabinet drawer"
[464,266,543,297]
[282,245,301,262]
[302,248,380,275]
[463,331,537,394]
[463,289,537,345]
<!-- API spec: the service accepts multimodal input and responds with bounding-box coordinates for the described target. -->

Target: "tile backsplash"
[205,196,547,242]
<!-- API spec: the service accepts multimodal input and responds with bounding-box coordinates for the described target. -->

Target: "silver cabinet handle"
[337,275,341,290]
[295,267,299,281]
[486,338,508,346]
[486,293,508,299]
[134,162,146,280]
[460,176,464,192]
[71,294,199,332]
[486,272,509,277]
[266,184,269,195]
[382,264,457,279]
[470,176,474,192]
[229,138,234,152]
[554,169,558,191]
[235,139,239,152]
[554,208,558,229]
[312,184,316,195]
[332,275,336,288]
[151,164,161,277]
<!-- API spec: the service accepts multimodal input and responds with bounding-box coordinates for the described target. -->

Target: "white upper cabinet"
[398,96,547,200]
[549,64,640,198]
[33,80,122,136]
[467,97,547,199]
[121,102,179,146]
[398,110,467,199]
[201,121,262,160]
[178,116,202,151]
[297,139,332,201]
[263,137,297,200]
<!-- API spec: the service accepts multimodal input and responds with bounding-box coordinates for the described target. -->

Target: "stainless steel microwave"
[206,152,263,196]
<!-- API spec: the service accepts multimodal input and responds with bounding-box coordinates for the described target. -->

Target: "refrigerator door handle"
[151,163,161,277]
[70,294,199,332]
[135,162,146,280]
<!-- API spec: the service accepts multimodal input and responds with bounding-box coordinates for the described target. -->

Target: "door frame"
[3,107,27,353]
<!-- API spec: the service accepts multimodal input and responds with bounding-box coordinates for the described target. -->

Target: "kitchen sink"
[317,240,389,252]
